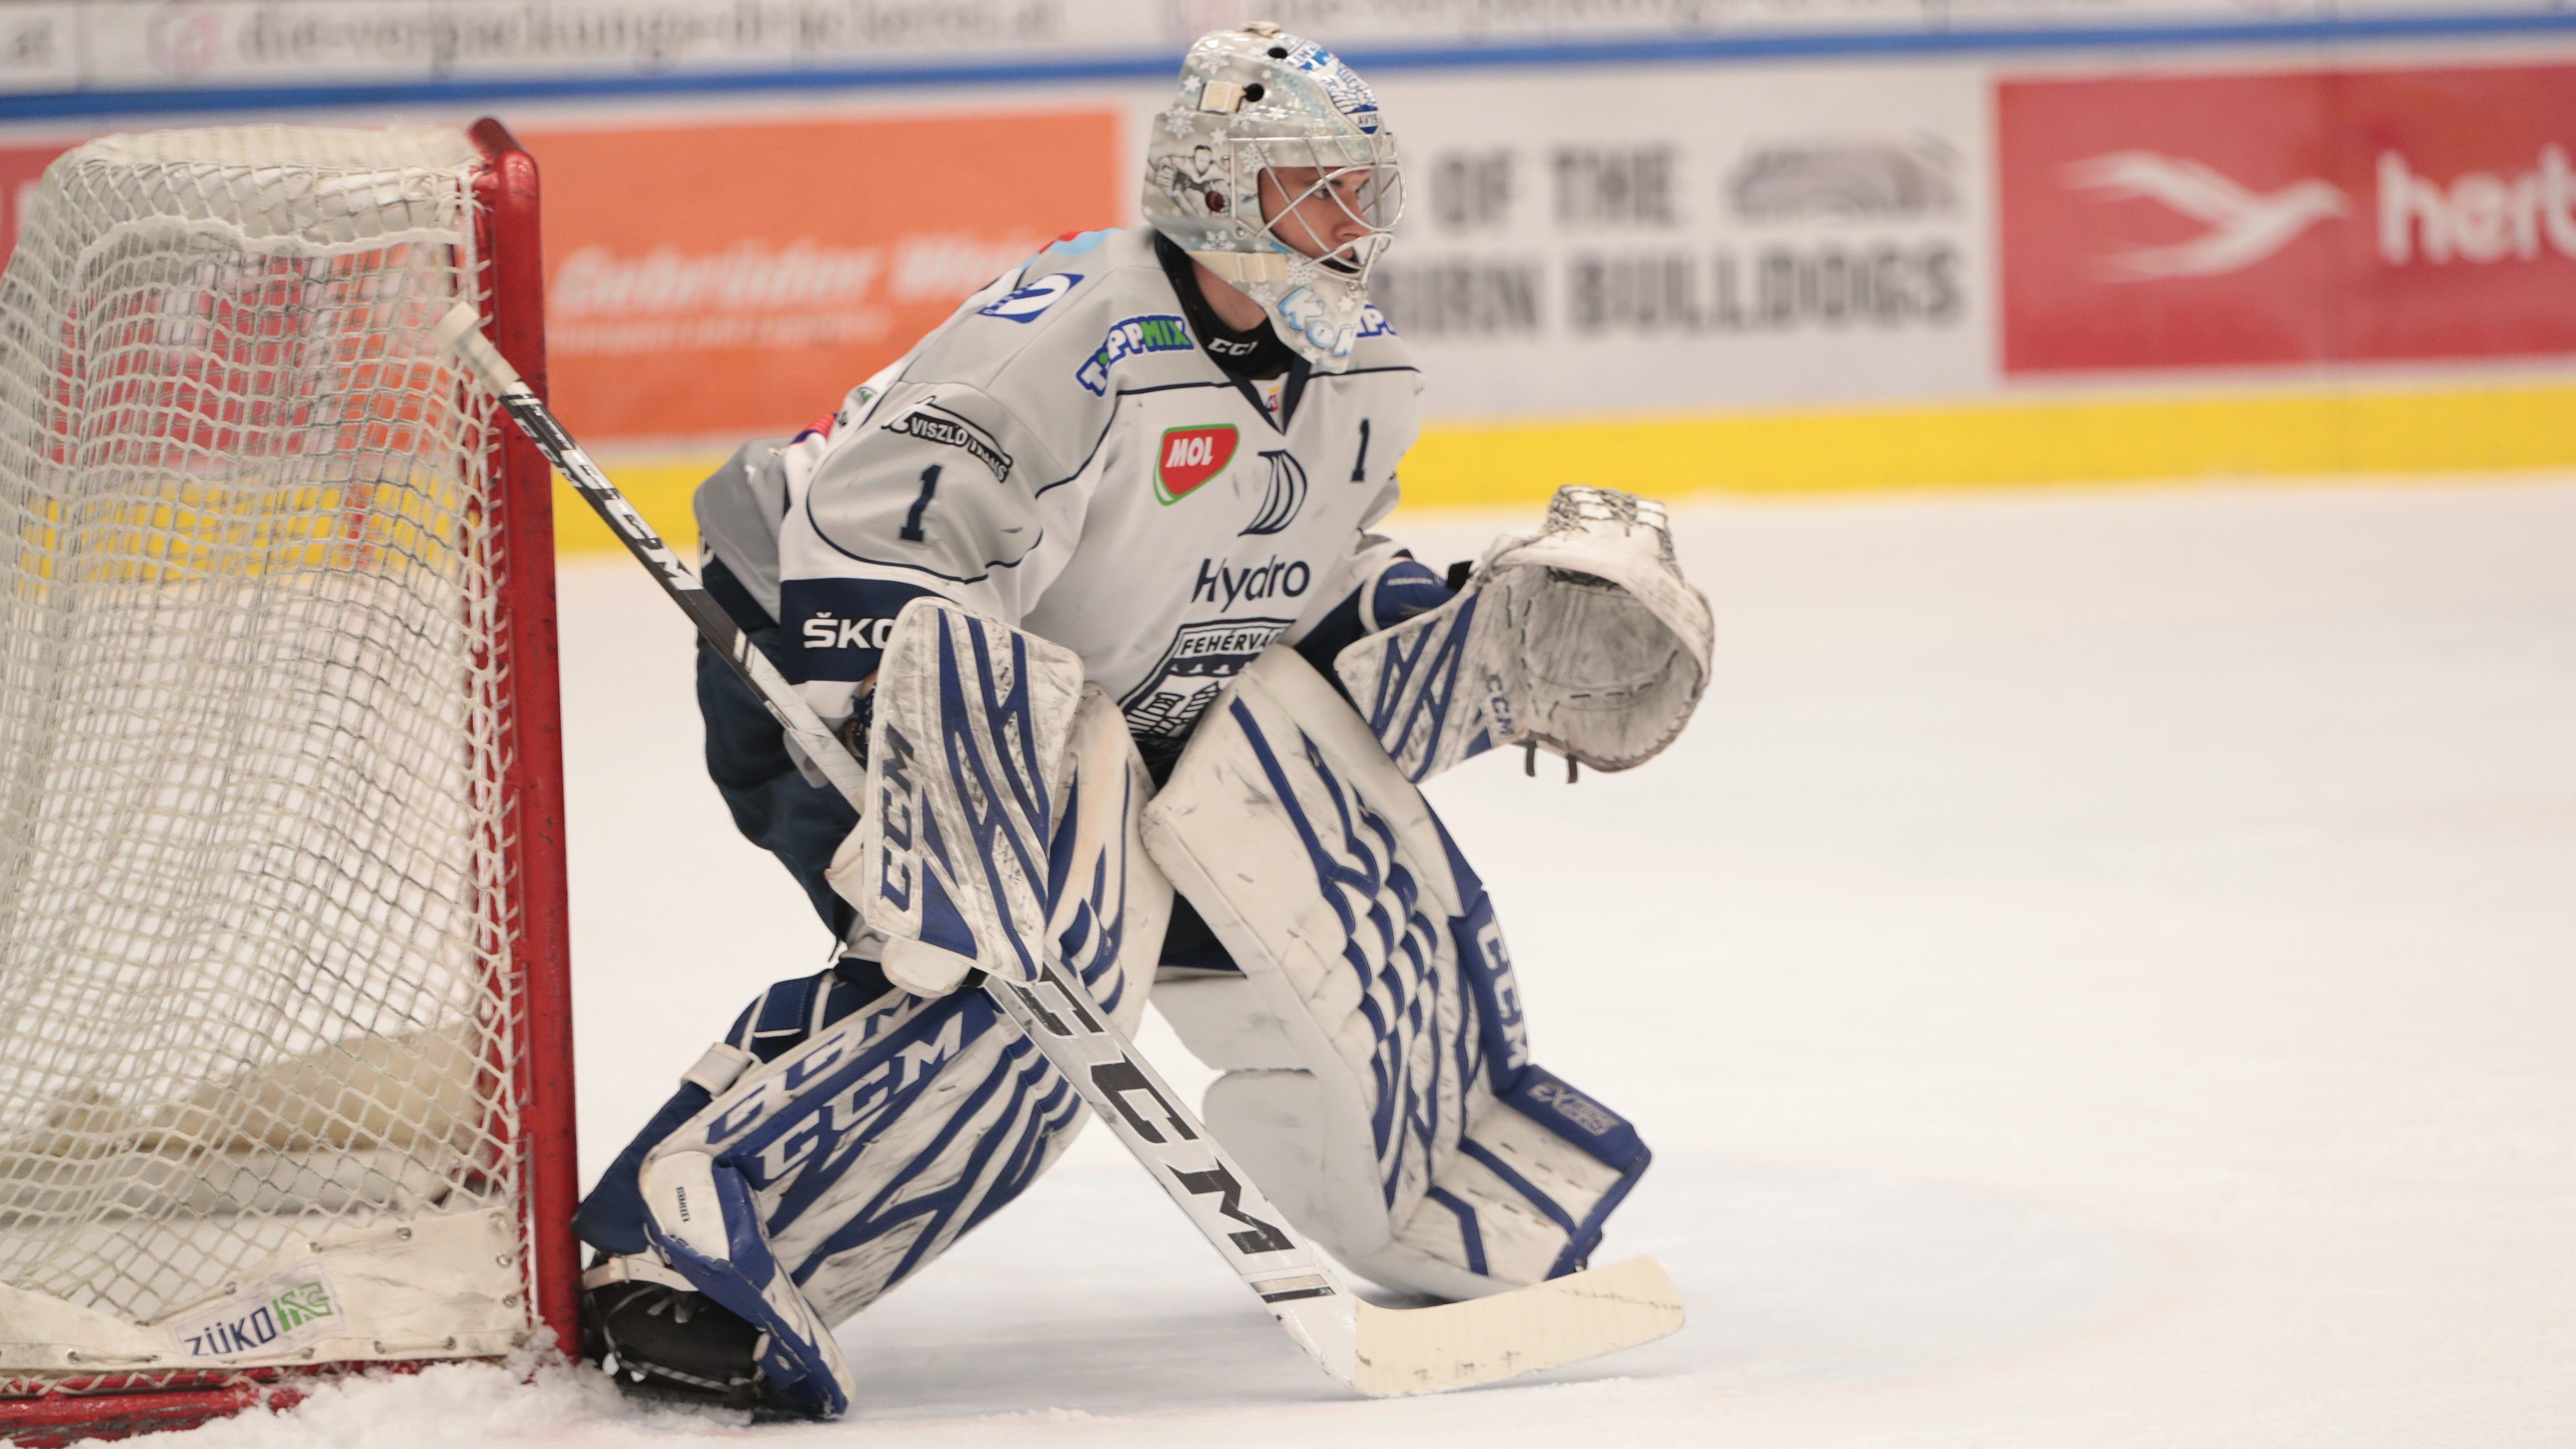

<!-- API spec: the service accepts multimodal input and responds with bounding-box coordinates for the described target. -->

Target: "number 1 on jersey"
[901,464,942,542]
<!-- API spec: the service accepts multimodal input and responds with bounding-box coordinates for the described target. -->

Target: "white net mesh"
[0,127,527,1352]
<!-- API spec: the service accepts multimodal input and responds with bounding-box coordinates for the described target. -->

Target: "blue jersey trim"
[5,12,2571,120]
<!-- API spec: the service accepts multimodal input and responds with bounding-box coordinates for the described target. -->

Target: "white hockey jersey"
[710,225,1422,749]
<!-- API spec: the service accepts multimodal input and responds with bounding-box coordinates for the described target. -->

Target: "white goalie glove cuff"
[1335,486,1713,780]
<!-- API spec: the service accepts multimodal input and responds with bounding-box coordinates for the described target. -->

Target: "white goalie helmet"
[1144,23,1404,370]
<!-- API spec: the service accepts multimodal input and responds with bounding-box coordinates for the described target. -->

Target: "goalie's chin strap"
[1186,248,1290,285]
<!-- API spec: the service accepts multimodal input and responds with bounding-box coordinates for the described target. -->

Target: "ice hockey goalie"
[567,22,1714,1417]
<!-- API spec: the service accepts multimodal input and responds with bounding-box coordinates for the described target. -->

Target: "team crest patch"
[882,403,1013,482]
[1155,425,1238,504]
[1076,315,1193,395]
[1282,40,1381,132]
[1120,617,1294,741]
[977,272,1082,323]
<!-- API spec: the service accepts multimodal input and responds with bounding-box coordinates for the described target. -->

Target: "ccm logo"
[1527,1079,1620,1136]
[802,615,899,650]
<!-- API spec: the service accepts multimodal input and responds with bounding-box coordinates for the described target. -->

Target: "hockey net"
[0,122,573,1435]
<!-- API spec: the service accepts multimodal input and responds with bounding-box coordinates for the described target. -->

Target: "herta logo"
[1076,314,1193,395]
[1156,424,1238,504]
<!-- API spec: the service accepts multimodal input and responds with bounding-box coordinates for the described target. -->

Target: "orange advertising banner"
[524,109,1124,444]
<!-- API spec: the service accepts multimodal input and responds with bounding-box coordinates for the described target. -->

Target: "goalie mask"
[1144,23,1404,371]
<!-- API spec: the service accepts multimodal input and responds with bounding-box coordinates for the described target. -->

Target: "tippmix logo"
[1076,315,1194,395]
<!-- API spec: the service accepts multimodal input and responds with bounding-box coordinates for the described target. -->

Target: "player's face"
[1258,165,1383,268]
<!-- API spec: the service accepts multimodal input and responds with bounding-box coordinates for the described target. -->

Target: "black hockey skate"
[583,1271,769,1412]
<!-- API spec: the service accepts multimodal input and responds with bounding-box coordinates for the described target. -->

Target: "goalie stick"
[433,303,1684,1397]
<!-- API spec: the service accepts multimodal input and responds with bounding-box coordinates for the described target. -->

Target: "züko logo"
[1156,424,1238,504]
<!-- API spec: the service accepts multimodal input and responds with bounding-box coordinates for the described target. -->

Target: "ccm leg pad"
[1143,644,1649,1300]
[639,1151,854,1419]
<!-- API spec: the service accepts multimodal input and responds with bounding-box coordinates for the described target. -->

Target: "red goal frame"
[0,117,579,1448]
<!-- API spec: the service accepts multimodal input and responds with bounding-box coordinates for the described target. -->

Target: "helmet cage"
[1142,25,1404,368]
[1228,132,1405,281]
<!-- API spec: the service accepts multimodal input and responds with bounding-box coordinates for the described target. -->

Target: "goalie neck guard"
[1144,23,1403,372]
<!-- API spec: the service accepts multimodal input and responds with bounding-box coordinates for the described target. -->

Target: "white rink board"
[150,477,2576,1447]
[1104,59,1996,421]
[1346,61,1994,418]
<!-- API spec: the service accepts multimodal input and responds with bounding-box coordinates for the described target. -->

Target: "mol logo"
[1155,424,1238,504]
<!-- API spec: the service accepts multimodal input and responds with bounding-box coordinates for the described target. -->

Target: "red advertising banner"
[526,110,1123,441]
[2000,62,2576,374]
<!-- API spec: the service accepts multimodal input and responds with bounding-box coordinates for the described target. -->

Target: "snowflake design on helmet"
[1143,23,1405,371]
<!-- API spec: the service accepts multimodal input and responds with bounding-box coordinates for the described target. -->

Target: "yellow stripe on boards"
[1395,381,2576,506]
[550,380,2576,553]
[553,456,716,558]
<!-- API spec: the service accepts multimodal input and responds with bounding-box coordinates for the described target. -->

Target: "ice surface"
[143,477,2576,1445]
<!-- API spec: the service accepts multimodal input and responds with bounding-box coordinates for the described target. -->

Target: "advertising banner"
[2000,60,2576,374]
[0,143,68,257]
[1348,60,1992,420]
[6,0,2510,100]
[526,109,1121,440]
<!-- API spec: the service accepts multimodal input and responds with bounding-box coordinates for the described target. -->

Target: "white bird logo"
[2062,151,2348,280]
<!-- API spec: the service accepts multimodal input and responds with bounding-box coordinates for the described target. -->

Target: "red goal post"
[0,118,576,1444]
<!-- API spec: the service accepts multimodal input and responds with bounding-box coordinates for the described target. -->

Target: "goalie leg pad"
[573,955,897,1260]
[839,600,1089,984]
[1142,644,1649,1301]
[600,689,1164,1415]
[639,1149,853,1418]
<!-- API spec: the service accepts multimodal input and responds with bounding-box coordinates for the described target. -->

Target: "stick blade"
[1347,1256,1684,1397]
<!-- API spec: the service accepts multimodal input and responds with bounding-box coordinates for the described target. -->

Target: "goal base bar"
[0,1379,305,1448]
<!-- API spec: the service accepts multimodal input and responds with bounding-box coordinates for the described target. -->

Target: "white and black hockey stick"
[435,304,1684,1397]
